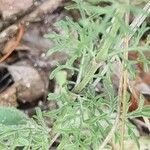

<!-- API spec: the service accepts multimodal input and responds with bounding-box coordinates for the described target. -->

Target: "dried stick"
[120,1,130,149]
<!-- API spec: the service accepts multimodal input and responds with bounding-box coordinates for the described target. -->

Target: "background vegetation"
[0,0,150,149]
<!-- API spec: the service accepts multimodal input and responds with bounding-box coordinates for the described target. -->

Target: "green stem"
[120,2,130,148]
[76,50,86,84]
[72,60,99,93]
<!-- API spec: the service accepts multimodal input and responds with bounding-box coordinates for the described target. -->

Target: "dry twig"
[120,1,130,148]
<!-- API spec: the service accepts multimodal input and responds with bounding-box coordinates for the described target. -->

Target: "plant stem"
[120,70,128,150]
[76,50,86,84]
[49,133,60,148]
[120,1,130,149]
[72,59,99,93]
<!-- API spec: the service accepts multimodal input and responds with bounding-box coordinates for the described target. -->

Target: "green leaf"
[17,137,30,146]
[127,122,140,149]
[50,65,78,79]
[55,71,67,87]
[0,107,29,125]
[48,93,61,101]
[141,106,150,117]
[128,106,150,118]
